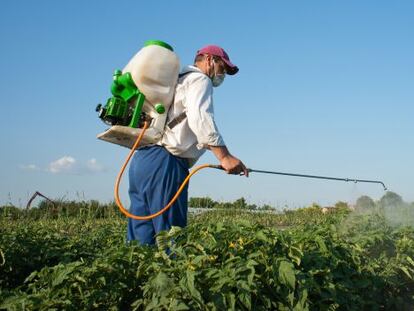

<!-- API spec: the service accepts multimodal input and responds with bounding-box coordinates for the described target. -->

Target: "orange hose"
[114,121,216,220]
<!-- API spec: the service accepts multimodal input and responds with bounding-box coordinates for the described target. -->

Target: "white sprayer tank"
[98,40,180,148]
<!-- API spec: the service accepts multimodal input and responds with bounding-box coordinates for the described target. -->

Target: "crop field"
[1,195,414,310]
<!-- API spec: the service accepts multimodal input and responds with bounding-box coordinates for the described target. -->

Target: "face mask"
[210,59,225,87]
[212,73,225,87]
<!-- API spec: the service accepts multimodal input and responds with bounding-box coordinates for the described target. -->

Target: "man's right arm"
[183,74,248,176]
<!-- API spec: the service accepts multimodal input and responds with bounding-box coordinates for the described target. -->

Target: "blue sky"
[1,1,413,207]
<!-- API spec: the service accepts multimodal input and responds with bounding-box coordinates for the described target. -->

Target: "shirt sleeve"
[183,74,225,150]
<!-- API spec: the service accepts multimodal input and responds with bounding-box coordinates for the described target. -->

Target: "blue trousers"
[127,145,189,245]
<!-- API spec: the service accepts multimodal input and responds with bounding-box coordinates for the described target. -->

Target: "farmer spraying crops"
[96,41,386,246]
[126,45,248,245]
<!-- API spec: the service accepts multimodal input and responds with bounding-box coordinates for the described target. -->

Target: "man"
[127,45,248,245]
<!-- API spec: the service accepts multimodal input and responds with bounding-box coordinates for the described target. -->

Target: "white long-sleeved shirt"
[158,65,225,166]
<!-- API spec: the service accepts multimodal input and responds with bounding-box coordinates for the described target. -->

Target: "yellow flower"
[209,255,217,262]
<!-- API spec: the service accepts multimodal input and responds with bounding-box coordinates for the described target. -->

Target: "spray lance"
[211,167,387,191]
[113,122,387,220]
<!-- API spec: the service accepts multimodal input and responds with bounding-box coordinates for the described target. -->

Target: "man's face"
[208,56,227,87]
[204,55,226,77]
[211,57,227,75]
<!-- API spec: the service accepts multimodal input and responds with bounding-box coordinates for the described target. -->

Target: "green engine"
[96,70,146,128]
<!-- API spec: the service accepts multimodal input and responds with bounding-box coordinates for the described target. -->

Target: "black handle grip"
[209,164,224,170]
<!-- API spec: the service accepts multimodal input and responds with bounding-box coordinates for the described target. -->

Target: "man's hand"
[220,154,249,176]
[209,145,249,177]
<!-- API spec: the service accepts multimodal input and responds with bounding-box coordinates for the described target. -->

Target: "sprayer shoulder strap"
[167,71,195,130]
[167,111,187,129]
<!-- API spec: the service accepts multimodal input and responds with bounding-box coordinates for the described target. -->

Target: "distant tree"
[355,195,376,210]
[248,203,258,210]
[260,204,273,210]
[335,201,349,209]
[379,191,403,208]
[215,202,233,209]
[233,197,248,209]
[311,203,322,209]
[188,197,217,208]
[0,205,21,219]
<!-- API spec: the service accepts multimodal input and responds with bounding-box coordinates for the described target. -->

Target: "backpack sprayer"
[96,40,387,220]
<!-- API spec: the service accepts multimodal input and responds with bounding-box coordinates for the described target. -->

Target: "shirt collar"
[181,65,204,75]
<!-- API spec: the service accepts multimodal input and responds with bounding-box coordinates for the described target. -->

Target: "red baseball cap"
[196,45,239,75]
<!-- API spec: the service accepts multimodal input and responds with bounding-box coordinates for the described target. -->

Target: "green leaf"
[170,299,190,311]
[151,271,173,295]
[239,290,251,310]
[400,266,413,279]
[184,269,203,303]
[288,246,303,266]
[51,262,82,287]
[315,237,328,254]
[278,261,296,290]
[293,288,309,311]
[226,292,236,310]
[255,230,269,242]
